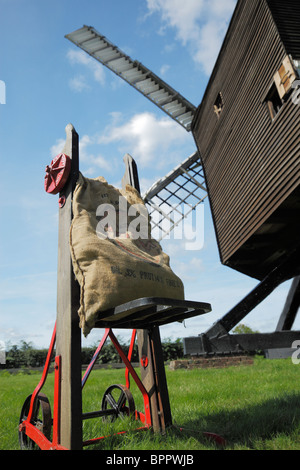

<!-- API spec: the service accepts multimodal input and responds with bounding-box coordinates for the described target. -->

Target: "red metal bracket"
[141,355,148,368]
[108,329,152,426]
[18,327,66,450]
[20,324,152,450]
[81,328,152,427]
[52,355,61,448]
[26,324,56,423]
[125,329,137,389]
[81,328,110,388]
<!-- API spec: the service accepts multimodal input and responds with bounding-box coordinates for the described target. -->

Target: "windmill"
[65,25,207,241]
[65,16,300,361]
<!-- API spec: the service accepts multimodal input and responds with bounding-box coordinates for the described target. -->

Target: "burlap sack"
[70,173,184,336]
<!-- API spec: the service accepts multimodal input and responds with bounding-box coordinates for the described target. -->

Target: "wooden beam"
[122,153,140,193]
[137,329,161,431]
[184,330,300,356]
[149,327,172,429]
[122,154,172,432]
[136,328,172,431]
[206,244,300,339]
[55,124,82,450]
[276,276,300,331]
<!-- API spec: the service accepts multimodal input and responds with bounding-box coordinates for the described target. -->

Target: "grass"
[1,356,300,450]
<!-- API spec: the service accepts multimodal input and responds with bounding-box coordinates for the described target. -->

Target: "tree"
[232,323,260,335]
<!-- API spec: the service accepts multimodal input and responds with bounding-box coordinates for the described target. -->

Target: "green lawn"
[1,356,300,450]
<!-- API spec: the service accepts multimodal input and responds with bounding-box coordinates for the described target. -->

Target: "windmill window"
[265,83,283,120]
[214,92,224,119]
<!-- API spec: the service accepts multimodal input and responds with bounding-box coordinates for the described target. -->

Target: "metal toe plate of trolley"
[94,297,211,329]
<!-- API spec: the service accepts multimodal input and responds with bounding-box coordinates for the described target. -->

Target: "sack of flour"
[70,172,184,336]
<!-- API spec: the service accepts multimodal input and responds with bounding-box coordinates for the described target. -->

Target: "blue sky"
[0,0,296,349]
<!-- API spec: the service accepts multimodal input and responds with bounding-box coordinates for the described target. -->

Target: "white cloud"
[69,74,90,93]
[66,48,106,90]
[146,0,237,75]
[79,134,112,173]
[160,64,170,76]
[98,111,191,167]
[139,176,160,196]
[147,0,204,43]
[50,138,65,158]
[49,110,193,180]
[50,134,112,175]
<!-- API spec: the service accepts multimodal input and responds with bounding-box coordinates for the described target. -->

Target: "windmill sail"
[143,152,207,241]
[66,25,207,240]
[65,25,196,131]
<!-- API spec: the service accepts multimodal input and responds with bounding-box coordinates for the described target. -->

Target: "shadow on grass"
[175,392,300,449]
[82,393,300,450]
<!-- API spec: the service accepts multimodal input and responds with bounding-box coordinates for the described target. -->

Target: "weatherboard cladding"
[268,0,300,59]
[192,0,300,279]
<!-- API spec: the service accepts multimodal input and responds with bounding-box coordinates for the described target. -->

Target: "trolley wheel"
[19,393,52,450]
[101,384,135,422]
[44,153,71,195]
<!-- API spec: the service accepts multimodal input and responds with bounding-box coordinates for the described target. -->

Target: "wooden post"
[122,154,172,432]
[56,124,82,450]
[137,328,172,432]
